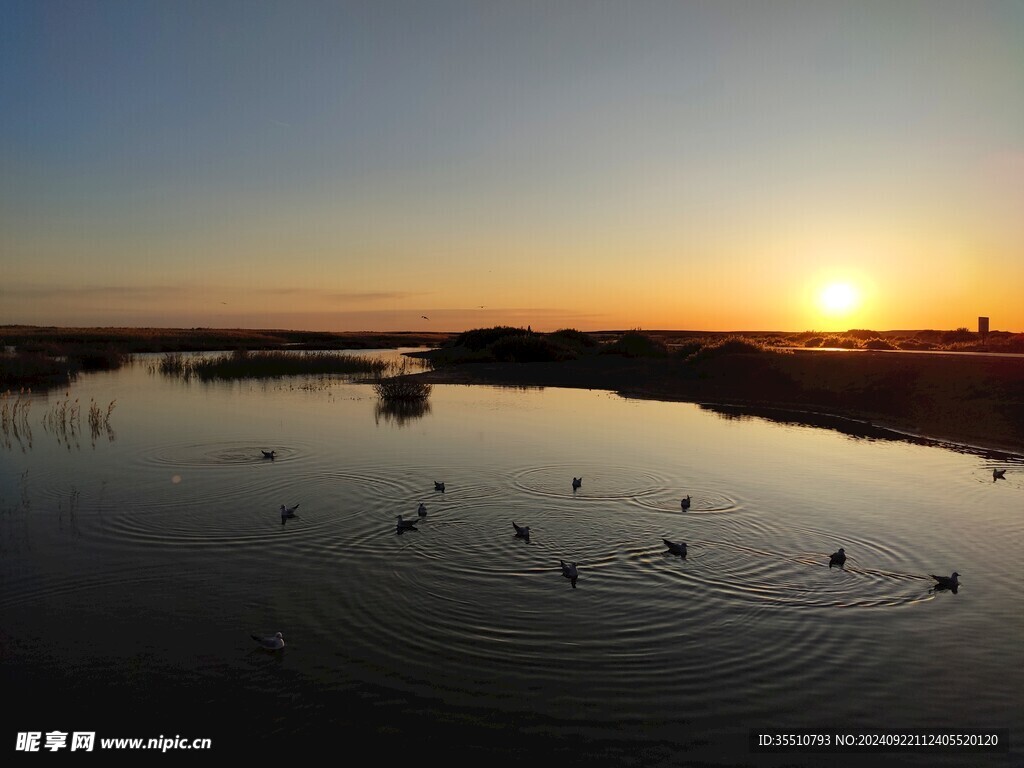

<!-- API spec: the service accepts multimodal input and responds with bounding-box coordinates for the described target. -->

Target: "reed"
[372,363,433,401]
[160,350,393,380]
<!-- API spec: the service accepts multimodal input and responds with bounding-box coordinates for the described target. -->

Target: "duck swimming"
[930,572,960,591]
[829,548,846,568]
[512,521,530,541]
[251,632,285,651]
[662,538,687,558]
[560,560,579,588]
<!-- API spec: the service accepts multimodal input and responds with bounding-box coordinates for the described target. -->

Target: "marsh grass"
[373,376,432,401]
[159,350,393,380]
[1,390,33,449]
[0,351,73,390]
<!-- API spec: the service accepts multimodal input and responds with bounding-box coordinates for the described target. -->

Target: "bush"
[863,338,896,350]
[803,336,825,348]
[451,326,533,351]
[941,327,975,344]
[373,376,432,401]
[488,334,577,362]
[821,335,860,349]
[600,331,668,358]
[685,336,771,363]
[548,328,598,350]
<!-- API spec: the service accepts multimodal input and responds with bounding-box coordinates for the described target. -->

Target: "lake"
[2,351,1021,765]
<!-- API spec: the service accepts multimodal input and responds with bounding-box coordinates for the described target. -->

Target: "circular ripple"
[510,463,672,501]
[133,440,316,469]
[632,488,742,515]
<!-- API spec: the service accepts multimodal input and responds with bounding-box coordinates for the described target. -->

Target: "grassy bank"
[412,328,1024,453]
[1,326,451,389]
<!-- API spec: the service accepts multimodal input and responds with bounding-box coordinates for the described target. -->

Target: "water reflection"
[374,398,432,427]
[2,357,1022,765]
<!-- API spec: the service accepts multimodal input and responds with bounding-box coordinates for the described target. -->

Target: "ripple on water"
[133,440,316,469]
[631,487,742,515]
[510,463,674,501]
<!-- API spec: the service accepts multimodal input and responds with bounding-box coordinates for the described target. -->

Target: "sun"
[819,282,859,315]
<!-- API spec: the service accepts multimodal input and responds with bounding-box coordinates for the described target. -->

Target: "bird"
[280,503,299,518]
[396,515,418,531]
[434,481,445,492]
[560,560,579,588]
[261,450,276,459]
[572,477,582,490]
[512,521,530,541]
[829,548,846,568]
[930,572,960,591]
[417,503,428,517]
[681,495,691,510]
[662,538,687,558]
[251,632,285,651]
[421,315,430,320]
[993,469,1006,481]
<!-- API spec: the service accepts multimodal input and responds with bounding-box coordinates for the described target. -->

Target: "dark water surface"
[2,352,1021,765]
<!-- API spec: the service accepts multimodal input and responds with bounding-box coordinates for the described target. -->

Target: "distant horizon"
[3,320,1016,336]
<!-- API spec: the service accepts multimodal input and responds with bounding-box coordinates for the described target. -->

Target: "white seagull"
[251,632,285,650]
[280,503,299,518]
[662,538,687,558]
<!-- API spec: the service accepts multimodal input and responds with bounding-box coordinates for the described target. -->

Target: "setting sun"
[819,283,859,315]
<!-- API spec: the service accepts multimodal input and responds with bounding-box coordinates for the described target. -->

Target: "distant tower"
[978,316,989,338]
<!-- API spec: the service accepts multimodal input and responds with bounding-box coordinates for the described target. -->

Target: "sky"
[2,0,1022,332]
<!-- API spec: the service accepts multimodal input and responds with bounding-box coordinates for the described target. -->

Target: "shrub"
[488,334,577,362]
[685,336,771,363]
[600,331,668,358]
[941,327,975,344]
[548,328,598,350]
[863,338,896,350]
[373,376,432,401]
[451,326,533,351]
[803,336,825,348]
[821,335,860,349]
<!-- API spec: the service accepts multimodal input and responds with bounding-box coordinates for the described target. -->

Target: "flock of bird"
[252,453,1000,650]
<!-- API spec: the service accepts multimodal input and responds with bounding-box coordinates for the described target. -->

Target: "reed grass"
[159,350,393,380]
[373,376,433,401]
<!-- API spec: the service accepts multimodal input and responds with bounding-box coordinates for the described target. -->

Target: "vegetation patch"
[600,331,668,358]
[160,350,392,380]
[373,376,432,401]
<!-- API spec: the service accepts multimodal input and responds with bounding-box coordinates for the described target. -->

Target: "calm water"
[2,352,1021,765]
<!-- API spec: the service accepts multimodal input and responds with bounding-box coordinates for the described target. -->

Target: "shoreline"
[409,352,1024,457]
